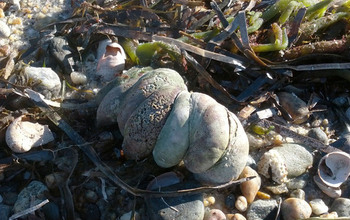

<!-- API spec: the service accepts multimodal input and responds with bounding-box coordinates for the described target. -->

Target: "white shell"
[96,42,126,82]
[318,151,350,188]
[5,116,54,153]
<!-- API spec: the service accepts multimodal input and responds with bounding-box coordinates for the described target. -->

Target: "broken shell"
[257,149,288,184]
[6,115,54,153]
[96,42,126,82]
[318,151,350,188]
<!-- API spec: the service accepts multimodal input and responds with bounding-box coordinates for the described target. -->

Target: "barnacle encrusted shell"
[153,90,191,168]
[6,115,54,153]
[117,68,187,135]
[194,111,249,184]
[184,92,230,174]
[257,149,288,184]
[318,151,350,188]
[122,86,183,160]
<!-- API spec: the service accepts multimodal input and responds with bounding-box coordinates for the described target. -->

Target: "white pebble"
[0,20,11,38]
[309,199,329,215]
[235,196,248,212]
[70,71,87,85]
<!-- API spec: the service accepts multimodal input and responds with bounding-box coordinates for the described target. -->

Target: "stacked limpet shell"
[97,67,249,184]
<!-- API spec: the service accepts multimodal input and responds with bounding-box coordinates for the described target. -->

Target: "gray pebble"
[13,180,48,213]
[246,199,278,220]
[0,20,10,38]
[289,189,305,200]
[0,204,11,220]
[308,127,328,144]
[23,66,62,99]
[273,143,313,178]
[286,174,309,190]
[49,37,75,74]
[330,197,350,217]
[147,181,204,220]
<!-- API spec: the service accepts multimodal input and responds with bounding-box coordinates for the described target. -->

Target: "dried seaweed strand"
[9,199,49,220]
[270,62,350,71]
[24,89,254,197]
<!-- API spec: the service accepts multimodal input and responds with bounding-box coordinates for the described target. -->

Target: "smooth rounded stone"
[246,199,278,220]
[204,209,226,220]
[13,180,48,213]
[184,92,230,173]
[228,213,246,220]
[70,71,87,85]
[277,92,309,124]
[273,143,313,178]
[146,181,204,220]
[49,37,74,74]
[122,86,182,160]
[289,189,305,200]
[0,204,10,220]
[309,199,329,215]
[23,66,61,99]
[330,198,350,217]
[239,166,261,203]
[281,198,312,220]
[0,20,10,38]
[235,196,248,212]
[153,91,191,168]
[308,127,328,144]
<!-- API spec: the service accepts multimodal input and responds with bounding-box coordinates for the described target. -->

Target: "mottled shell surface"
[153,90,191,168]
[318,151,350,188]
[184,92,230,174]
[117,68,187,135]
[194,111,249,184]
[122,86,183,160]
[6,116,54,153]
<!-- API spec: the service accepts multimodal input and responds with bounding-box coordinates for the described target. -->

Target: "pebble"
[309,199,329,215]
[265,183,288,195]
[239,166,261,203]
[246,199,278,220]
[289,189,305,200]
[13,180,48,213]
[228,213,246,220]
[235,196,248,212]
[120,211,140,220]
[273,143,313,178]
[0,20,10,38]
[204,196,216,207]
[23,66,62,99]
[286,174,309,190]
[204,209,226,220]
[85,190,98,203]
[308,127,328,144]
[0,204,10,219]
[71,71,87,85]
[330,197,350,217]
[49,37,75,74]
[277,92,309,124]
[146,181,204,220]
[281,198,312,220]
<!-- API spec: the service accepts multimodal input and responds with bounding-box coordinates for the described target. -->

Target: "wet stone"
[13,180,48,213]
[330,197,350,217]
[308,127,328,144]
[246,199,278,220]
[147,181,204,220]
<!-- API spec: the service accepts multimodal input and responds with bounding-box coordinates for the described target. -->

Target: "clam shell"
[318,151,350,188]
[6,115,54,153]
